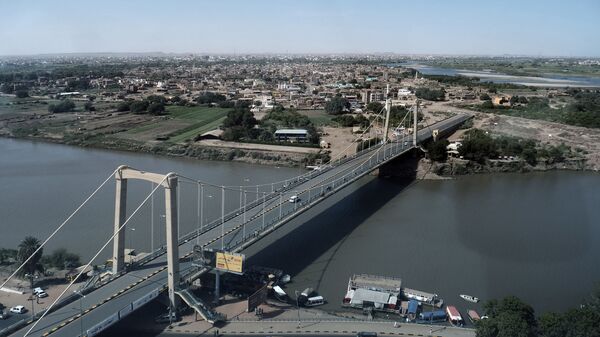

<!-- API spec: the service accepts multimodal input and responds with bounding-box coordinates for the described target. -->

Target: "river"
[396,63,600,88]
[1,138,599,316]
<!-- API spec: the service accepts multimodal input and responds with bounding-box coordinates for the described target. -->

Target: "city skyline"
[1,0,599,57]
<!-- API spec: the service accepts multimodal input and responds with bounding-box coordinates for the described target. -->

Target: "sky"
[0,0,599,57]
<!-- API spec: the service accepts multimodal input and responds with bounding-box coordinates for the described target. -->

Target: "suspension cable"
[23,176,167,337]
[0,168,118,291]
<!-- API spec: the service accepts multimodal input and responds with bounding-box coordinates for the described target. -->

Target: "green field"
[0,96,61,116]
[123,106,230,143]
[165,106,230,142]
[297,109,335,126]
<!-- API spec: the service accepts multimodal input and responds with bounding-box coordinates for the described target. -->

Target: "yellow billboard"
[215,251,244,274]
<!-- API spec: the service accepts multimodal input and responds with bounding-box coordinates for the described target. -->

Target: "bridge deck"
[5,114,470,337]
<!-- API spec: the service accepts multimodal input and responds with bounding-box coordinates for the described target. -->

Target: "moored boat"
[467,309,481,323]
[459,294,480,303]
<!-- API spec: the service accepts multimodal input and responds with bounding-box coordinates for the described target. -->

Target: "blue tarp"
[408,299,419,314]
[419,310,447,321]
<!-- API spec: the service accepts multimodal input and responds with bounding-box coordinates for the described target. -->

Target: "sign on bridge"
[215,251,245,274]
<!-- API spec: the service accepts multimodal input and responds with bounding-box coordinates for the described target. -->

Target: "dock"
[348,274,402,295]
[402,287,444,308]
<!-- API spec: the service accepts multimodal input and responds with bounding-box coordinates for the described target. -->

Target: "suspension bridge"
[1,102,470,337]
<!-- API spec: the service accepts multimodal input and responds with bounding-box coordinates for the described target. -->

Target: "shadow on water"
[246,152,421,282]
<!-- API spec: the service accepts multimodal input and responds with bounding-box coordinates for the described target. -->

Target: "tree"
[195,92,226,104]
[481,100,495,109]
[15,90,29,98]
[130,100,149,113]
[459,129,498,163]
[17,236,44,277]
[42,248,81,270]
[116,101,131,112]
[427,139,449,162]
[48,99,76,113]
[476,296,536,337]
[415,88,445,101]
[539,312,567,337]
[332,114,356,127]
[147,102,165,115]
[367,101,384,113]
[480,93,491,100]
[84,101,95,112]
[325,96,350,115]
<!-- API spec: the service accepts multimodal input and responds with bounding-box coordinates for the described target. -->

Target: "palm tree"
[17,236,44,278]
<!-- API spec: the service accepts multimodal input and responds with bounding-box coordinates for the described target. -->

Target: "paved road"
[161,320,476,337]
[7,114,470,337]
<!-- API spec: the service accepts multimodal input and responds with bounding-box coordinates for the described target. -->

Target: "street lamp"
[74,290,86,337]
[294,290,301,328]
[25,273,37,315]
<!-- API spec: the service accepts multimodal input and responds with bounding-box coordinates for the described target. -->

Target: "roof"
[446,306,462,320]
[350,288,391,304]
[349,274,402,295]
[408,300,419,313]
[275,129,308,135]
[201,129,224,137]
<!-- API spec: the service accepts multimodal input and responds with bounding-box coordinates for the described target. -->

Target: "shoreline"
[2,134,596,178]
[0,134,316,169]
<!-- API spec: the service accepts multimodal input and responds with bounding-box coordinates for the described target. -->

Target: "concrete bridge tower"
[112,166,180,311]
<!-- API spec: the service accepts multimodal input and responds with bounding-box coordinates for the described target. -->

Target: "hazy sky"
[1,0,599,57]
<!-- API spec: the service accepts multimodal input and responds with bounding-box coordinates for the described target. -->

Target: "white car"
[10,305,27,314]
[288,195,299,203]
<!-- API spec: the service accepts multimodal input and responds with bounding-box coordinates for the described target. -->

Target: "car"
[33,287,44,295]
[10,305,27,314]
[0,310,10,319]
[288,195,299,203]
[36,291,48,298]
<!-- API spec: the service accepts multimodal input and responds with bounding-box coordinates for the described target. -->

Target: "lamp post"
[74,290,86,337]
[294,290,301,328]
[25,273,36,315]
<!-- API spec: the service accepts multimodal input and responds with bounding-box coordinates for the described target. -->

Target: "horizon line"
[1,51,599,59]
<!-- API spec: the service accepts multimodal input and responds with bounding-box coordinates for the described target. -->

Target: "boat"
[280,274,291,284]
[467,309,481,323]
[459,294,480,303]
[446,306,464,326]
[272,285,288,302]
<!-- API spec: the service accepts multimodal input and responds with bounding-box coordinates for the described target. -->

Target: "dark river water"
[1,138,599,316]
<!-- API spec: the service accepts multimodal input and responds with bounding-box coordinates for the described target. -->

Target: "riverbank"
[0,133,321,168]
